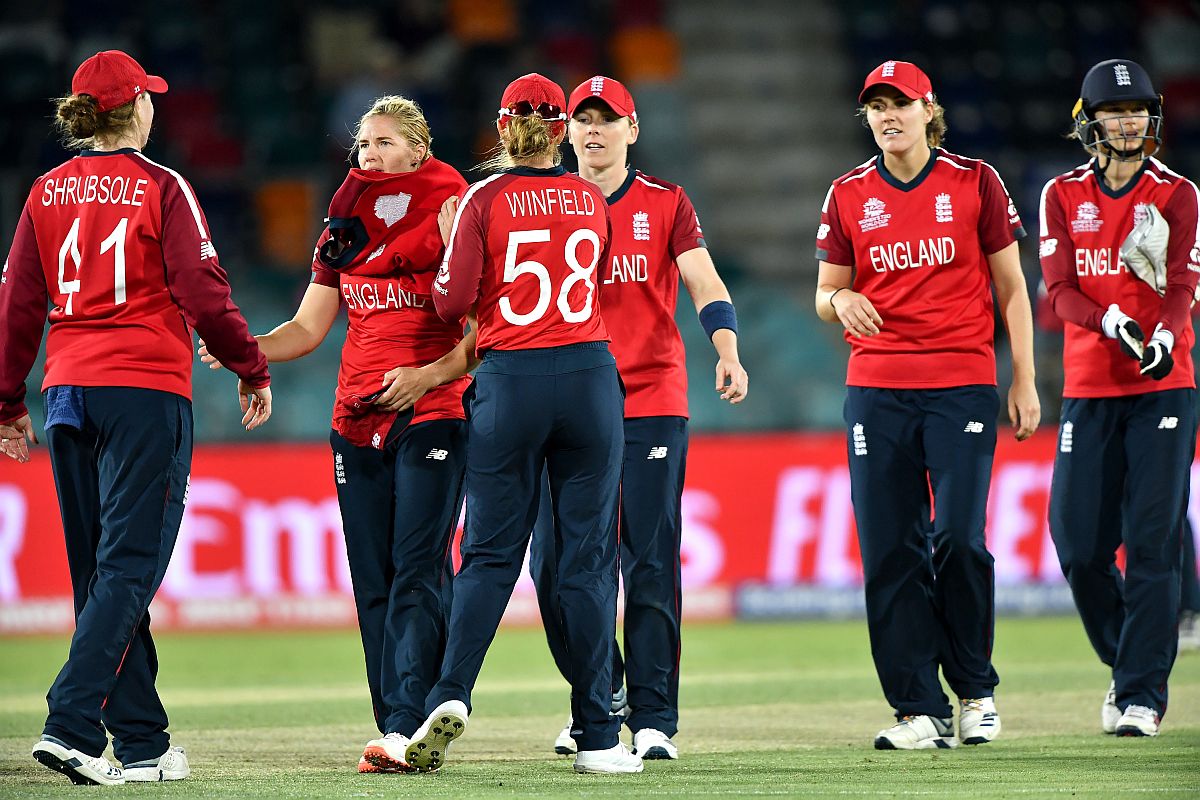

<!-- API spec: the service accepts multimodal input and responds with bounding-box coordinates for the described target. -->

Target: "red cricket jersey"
[0,149,267,423]
[599,169,705,419]
[434,166,611,351]
[816,148,1025,388]
[1039,157,1199,398]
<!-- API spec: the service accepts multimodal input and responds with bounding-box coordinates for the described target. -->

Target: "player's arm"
[200,282,340,368]
[678,247,747,403]
[986,241,1040,440]
[0,201,49,444]
[376,312,481,412]
[817,261,881,336]
[433,188,485,323]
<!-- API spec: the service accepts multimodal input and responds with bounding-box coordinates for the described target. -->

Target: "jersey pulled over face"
[435,166,611,352]
[816,148,1025,388]
[599,168,706,419]
[1039,157,1200,397]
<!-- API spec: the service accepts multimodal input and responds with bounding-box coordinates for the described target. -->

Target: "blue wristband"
[699,300,738,340]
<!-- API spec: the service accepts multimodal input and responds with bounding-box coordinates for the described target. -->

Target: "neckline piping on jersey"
[79,147,140,157]
[604,166,637,205]
[504,165,568,177]
[875,148,938,192]
[1090,158,1149,200]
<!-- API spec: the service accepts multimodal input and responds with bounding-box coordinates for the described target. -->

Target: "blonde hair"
[477,115,562,172]
[857,97,948,148]
[54,93,139,150]
[353,95,433,163]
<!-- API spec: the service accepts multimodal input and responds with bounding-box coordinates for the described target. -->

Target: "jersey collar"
[875,148,938,192]
[1090,158,1149,200]
[79,147,140,157]
[603,166,637,205]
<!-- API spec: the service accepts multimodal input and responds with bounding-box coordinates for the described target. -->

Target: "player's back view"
[0,50,271,786]
[404,73,640,776]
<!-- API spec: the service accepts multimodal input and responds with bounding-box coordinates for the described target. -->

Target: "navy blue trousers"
[426,343,624,751]
[1182,520,1199,613]
[530,415,688,737]
[42,387,192,762]
[1049,388,1195,715]
[845,385,1000,720]
[331,418,466,735]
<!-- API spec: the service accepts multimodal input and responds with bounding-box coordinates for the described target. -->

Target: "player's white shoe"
[958,697,1001,745]
[361,732,414,773]
[573,743,643,774]
[123,745,190,781]
[874,715,957,750]
[632,728,678,759]
[1101,681,1121,734]
[32,736,124,785]
[1115,704,1160,737]
[554,717,576,755]
[405,700,467,772]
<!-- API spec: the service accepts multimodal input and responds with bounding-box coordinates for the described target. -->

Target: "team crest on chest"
[859,197,891,232]
[1071,201,1103,234]
[1132,202,1150,228]
[632,211,651,241]
[375,192,412,226]
[934,193,954,223]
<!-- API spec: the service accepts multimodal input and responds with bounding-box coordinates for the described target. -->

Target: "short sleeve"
[816,184,855,265]
[668,188,707,259]
[977,162,1025,255]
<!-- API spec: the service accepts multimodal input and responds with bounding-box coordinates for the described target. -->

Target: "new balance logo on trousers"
[647,446,669,460]
[963,421,984,433]
[1158,417,1178,429]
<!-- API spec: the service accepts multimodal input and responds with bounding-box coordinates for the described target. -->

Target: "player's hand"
[438,196,459,246]
[198,338,225,370]
[376,366,436,412]
[715,358,748,404]
[1140,325,1174,380]
[238,381,273,431]
[1100,304,1144,360]
[831,289,883,337]
[0,415,37,463]
[1008,377,1040,441]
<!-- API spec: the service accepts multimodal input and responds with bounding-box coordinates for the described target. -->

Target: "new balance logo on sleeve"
[1158,417,1179,430]
[426,448,449,461]
[647,446,669,459]
[199,239,217,260]
[963,421,984,433]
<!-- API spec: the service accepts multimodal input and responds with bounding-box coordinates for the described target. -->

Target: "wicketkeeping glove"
[1101,304,1145,360]
[1140,324,1175,380]
[1120,203,1169,296]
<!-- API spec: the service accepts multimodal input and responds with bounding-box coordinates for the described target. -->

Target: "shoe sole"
[573,760,644,774]
[1115,727,1157,737]
[874,736,957,750]
[961,736,995,745]
[639,746,677,760]
[406,709,466,772]
[32,745,116,786]
[554,744,577,756]
[361,746,414,773]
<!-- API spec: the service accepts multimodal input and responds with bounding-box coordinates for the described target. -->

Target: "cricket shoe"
[874,715,957,750]
[632,728,678,759]
[573,743,643,774]
[405,700,467,772]
[361,733,415,773]
[1101,681,1121,734]
[123,745,190,781]
[958,697,1001,745]
[554,717,576,755]
[32,736,124,785]
[1115,705,1160,737]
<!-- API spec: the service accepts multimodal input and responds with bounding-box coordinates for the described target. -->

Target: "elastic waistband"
[478,341,614,375]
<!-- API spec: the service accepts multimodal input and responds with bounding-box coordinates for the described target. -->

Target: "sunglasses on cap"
[498,101,567,122]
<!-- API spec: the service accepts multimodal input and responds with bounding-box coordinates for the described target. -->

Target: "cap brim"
[569,94,634,119]
[858,80,923,103]
[146,75,169,94]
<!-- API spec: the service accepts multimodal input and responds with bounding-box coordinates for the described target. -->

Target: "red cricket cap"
[858,60,934,104]
[500,73,566,114]
[568,75,637,122]
[71,50,168,113]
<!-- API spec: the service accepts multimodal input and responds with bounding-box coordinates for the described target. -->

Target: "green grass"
[1,617,1197,797]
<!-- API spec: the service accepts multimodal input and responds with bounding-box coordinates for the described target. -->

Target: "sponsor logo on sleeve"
[816,223,830,240]
[1039,238,1058,258]
[199,239,217,260]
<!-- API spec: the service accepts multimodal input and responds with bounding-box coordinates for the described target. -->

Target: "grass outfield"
[0,617,1197,798]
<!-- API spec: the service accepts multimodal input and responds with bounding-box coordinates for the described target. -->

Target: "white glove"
[1120,203,1169,295]
[1101,304,1145,360]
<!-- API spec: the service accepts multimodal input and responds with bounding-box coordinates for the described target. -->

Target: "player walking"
[404,73,641,775]
[0,50,271,785]
[530,75,748,761]
[1039,58,1199,737]
[201,96,471,770]
[814,60,1039,750]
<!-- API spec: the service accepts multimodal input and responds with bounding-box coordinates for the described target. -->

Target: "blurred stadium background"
[1,2,1199,631]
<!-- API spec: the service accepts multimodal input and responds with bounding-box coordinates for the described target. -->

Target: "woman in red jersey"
[0,50,270,786]
[814,60,1039,750]
[201,96,471,771]
[402,73,640,776]
[1040,59,1200,738]
[530,75,748,762]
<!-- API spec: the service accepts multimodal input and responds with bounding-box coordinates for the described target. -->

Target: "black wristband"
[829,287,848,310]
